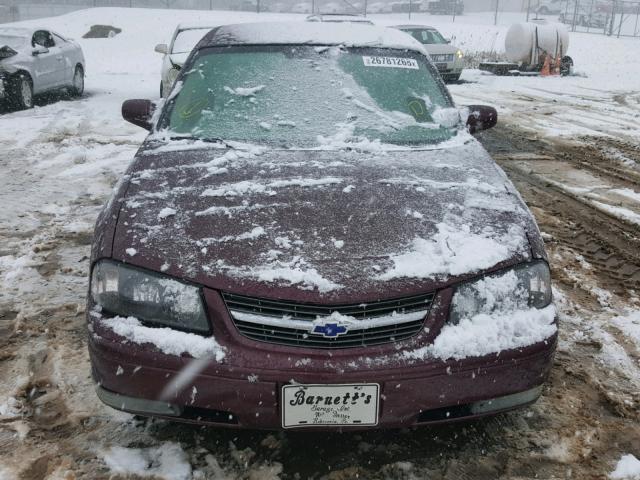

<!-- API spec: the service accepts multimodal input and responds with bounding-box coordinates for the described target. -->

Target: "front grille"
[222,292,434,349]
[431,54,454,62]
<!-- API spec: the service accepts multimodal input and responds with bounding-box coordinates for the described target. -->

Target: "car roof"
[392,24,437,30]
[196,22,427,53]
[176,22,218,31]
[310,13,366,17]
[0,27,33,37]
[0,27,63,36]
[307,13,373,21]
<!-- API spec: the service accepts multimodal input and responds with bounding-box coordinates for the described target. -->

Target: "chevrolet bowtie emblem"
[311,322,349,338]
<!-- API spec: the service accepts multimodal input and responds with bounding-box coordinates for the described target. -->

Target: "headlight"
[456,49,464,59]
[449,261,552,325]
[90,260,209,334]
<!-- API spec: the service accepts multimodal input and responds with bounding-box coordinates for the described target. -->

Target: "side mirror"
[465,105,497,134]
[154,43,168,54]
[122,99,155,131]
[32,46,49,56]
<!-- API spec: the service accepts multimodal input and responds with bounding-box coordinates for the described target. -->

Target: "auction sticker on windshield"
[362,56,419,69]
[282,384,379,428]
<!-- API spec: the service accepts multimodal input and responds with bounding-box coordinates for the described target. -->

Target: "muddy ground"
[1,120,640,479]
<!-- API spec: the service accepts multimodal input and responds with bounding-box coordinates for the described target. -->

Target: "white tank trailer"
[480,22,573,76]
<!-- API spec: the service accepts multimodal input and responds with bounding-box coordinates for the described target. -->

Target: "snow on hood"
[110,139,537,301]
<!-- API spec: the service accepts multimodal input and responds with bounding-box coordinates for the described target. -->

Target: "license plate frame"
[281,383,380,429]
[436,62,449,71]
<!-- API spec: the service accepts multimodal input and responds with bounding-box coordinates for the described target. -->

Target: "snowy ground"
[1,6,640,480]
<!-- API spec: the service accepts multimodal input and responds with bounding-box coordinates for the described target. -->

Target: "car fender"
[91,173,132,264]
[68,43,84,69]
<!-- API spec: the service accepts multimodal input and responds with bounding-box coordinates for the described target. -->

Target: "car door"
[52,32,75,86]
[31,30,64,91]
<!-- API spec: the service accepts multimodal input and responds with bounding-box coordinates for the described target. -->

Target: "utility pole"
[526,0,531,22]
[494,0,500,25]
[409,0,412,19]
[364,0,368,16]
[617,2,624,37]
[586,0,594,32]
[608,0,617,35]
[257,0,260,13]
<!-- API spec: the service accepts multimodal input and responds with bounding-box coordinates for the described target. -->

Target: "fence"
[1,0,639,37]
[526,0,640,37]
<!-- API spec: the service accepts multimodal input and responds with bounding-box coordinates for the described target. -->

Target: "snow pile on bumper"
[92,311,226,360]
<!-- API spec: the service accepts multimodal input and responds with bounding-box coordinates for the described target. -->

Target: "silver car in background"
[155,23,215,98]
[392,25,464,82]
[0,27,85,110]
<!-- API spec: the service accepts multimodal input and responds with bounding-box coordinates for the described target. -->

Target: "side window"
[32,31,45,47]
[44,31,55,48]
[32,30,55,48]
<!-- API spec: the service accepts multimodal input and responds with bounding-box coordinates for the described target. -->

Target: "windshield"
[162,46,458,148]
[0,35,26,50]
[403,28,448,45]
[171,28,213,54]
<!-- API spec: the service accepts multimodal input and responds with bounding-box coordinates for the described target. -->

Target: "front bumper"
[435,61,463,80]
[91,343,554,430]
[88,288,557,430]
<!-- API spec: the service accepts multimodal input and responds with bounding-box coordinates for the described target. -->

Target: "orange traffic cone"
[540,55,551,76]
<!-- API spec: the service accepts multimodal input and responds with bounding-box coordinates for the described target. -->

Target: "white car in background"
[535,0,564,15]
[392,24,464,82]
[155,24,215,98]
[0,27,85,110]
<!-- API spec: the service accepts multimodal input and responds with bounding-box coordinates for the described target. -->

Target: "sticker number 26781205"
[362,56,420,69]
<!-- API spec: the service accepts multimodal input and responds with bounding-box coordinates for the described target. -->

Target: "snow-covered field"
[1,6,640,480]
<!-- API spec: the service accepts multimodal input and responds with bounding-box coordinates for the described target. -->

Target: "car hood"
[0,48,30,73]
[111,139,538,302]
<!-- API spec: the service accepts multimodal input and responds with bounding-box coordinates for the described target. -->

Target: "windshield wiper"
[168,136,235,149]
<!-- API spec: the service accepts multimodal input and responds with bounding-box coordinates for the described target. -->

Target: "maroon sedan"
[88,22,557,430]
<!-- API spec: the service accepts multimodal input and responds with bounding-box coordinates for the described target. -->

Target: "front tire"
[443,73,461,84]
[11,73,34,110]
[71,65,84,97]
